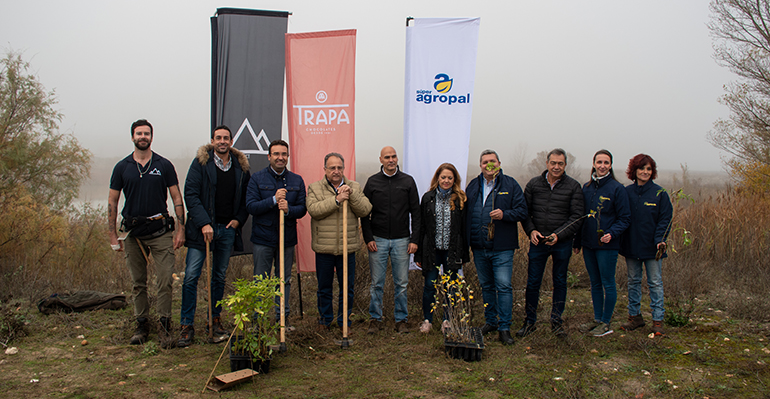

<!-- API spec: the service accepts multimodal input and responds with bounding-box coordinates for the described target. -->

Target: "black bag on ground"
[37,291,128,315]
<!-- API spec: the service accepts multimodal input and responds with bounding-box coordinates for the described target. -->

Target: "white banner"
[403,17,480,197]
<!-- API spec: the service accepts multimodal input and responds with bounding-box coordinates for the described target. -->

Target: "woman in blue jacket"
[574,149,631,337]
[619,154,672,336]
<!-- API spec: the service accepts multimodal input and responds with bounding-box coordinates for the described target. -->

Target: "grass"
[1,263,769,398]
[1,187,769,397]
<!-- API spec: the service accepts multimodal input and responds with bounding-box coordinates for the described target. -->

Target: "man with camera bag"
[108,119,185,348]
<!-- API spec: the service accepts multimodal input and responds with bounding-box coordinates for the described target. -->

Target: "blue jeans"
[368,236,410,322]
[626,257,664,321]
[472,248,514,331]
[253,244,296,319]
[315,252,356,327]
[180,224,236,326]
[422,250,457,323]
[582,247,619,324]
[525,240,572,325]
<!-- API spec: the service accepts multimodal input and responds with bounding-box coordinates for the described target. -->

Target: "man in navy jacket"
[246,140,307,324]
[179,125,250,347]
[465,149,528,345]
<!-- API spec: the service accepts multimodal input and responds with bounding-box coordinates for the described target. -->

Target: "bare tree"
[708,0,770,189]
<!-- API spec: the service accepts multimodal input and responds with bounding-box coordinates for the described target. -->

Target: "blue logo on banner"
[433,74,453,93]
[415,73,470,106]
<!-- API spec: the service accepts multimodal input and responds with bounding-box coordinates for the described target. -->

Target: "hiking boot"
[129,317,149,345]
[551,322,567,339]
[499,330,515,345]
[395,320,410,334]
[159,317,176,349]
[441,320,452,334]
[589,322,614,337]
[579,320,602,334]
[419,319,432,334]
[177,325,195,348]
[480,323,498,335]
[515,321,537,338]
[620,314,646,332]
[367,319,383,334]
[206,317,230,343]
[652,320,665,336]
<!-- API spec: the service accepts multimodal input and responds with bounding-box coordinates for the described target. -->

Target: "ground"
[1,272,769,399]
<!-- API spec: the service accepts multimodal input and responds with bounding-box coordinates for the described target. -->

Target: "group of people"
[108,119,672,348]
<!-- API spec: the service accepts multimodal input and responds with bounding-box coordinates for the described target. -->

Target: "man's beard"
[134,140,150,151]
[215,145,230,155]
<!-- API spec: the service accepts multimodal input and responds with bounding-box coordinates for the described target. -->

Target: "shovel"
[279,209,287,353]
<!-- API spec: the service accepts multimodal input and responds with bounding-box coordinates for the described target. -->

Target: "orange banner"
[286,30,357,272]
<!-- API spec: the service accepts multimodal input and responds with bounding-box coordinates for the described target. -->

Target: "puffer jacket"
[306,177,372,255]
[414,189,469,275]
[620,180,673,260]
[184,145,250,252]
[522,171,584,242]
[575,175,631,250]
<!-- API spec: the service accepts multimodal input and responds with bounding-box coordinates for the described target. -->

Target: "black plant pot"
[444,327,484,362]
[229,336,271,373]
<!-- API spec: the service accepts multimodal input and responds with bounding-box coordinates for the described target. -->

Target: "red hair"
[626,154,657,181]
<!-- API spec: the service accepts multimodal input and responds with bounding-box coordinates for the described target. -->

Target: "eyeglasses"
[325,166,344,171]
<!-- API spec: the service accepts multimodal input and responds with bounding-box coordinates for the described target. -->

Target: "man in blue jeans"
[465,149,527,345]
[361,146,420,334]
[178,125,250,347]
[246,140,307,327]
[518,148,584,339]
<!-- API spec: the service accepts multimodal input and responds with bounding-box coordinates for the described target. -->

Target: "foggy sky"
[1,0,733,176]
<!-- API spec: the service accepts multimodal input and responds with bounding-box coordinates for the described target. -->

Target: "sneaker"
[652,320,665,336]
[590,323,614,337]
[177,325,195,348]
[579,320,602,334]
[620,314,646,331]
[395,320,409,333]
[441,320,452,334]
[158,317,176,349]
[480,323,498,335]
[515,321,537,338]
[367,319,383,334]
[129,317,149,345]
[419,319,432,334]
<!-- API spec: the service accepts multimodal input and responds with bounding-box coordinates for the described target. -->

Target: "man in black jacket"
[177,125,250,347]
[518,148,584,338]
[361,146,421,334]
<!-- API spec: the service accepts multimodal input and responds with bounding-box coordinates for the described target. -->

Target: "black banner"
[211,8,289,255]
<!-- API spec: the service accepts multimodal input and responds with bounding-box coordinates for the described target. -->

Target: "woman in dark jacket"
[414,163,469,334]
[619,154,672,336]
[574,149,631,337]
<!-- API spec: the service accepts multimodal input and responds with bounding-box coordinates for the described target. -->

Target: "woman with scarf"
[414,163,469,333]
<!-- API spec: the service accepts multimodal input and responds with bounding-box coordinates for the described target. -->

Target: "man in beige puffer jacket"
[307,152,372,329]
